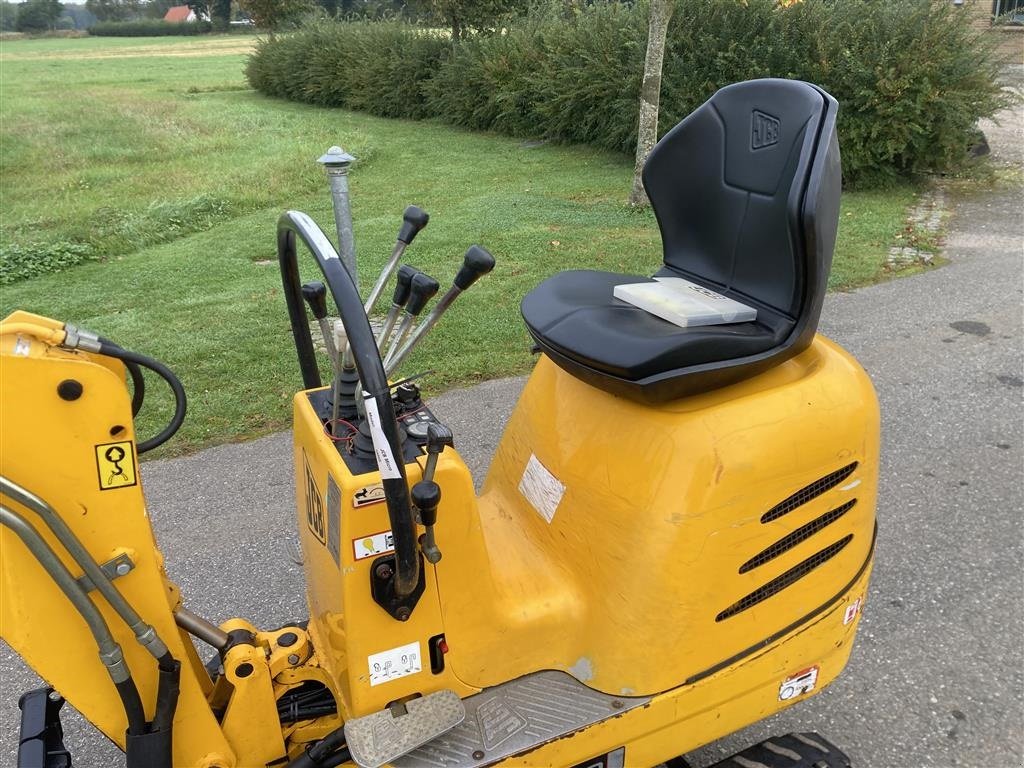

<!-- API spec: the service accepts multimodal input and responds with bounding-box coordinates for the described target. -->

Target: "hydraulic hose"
[0,505,146,736]
[98,337,146,417]
[96,342,187,454]
[0,475,170,661]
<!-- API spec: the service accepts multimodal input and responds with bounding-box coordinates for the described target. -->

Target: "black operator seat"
[521,78,842,403]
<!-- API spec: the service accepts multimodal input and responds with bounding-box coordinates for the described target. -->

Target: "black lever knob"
[454,245,496,291]
[426,423,454,455]
[406,273,440,316]
[397,205,430,245]
[301,281,328,320]
[411,481,441,528]
[392,265,418,307]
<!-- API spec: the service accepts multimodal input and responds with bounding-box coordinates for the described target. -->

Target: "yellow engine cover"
[436,335,878,697]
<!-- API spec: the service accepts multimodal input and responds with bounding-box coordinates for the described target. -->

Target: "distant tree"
[416,0,521,39]
[85,0,139,20]
[15,0,63,29]
[60,2,97,26]
[141,0,175,17]
[0,0,19,28]
[211,0,229,27]
[628,0,674,207]
[238,0,308,31]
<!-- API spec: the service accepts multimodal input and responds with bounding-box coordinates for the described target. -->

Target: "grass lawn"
[1,35,926,457]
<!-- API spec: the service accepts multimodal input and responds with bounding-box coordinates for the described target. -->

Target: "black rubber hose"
[114,678,147,737]
[97,342,187,454]
[285,725,347,768]
[98,337,146,417]
[153,653,181,733]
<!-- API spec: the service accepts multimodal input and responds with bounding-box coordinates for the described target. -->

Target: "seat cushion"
[521,270,790,383]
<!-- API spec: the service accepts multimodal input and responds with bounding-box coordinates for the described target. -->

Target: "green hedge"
[89,19,213,35]
[247,0,1009,186]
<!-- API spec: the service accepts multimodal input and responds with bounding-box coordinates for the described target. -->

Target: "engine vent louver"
[740,499,857,574]
[761,462,858,523]
[716,535,854,622]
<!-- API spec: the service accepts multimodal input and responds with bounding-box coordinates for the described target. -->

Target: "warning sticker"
[778,665,819,700]
[353,483,386,508]
[368,640,422,686]
[95,441,137,491]
[843,596,863,625]
[518,454,565,523]
[353,531,395,561]
[13,336,31,357]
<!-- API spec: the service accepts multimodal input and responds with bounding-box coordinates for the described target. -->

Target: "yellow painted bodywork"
[0,313,236,767]
[293,334,878,764]
[2,307,879,768]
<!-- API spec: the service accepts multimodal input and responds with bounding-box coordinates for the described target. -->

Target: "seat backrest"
[642,79,840,332]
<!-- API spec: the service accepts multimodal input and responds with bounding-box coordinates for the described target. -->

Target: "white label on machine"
[778,665,819,700]
[368,641,422,686]
[353,530,395,561]
[362,393,401,479]
[13,336,30,356]
[519,454,565,524]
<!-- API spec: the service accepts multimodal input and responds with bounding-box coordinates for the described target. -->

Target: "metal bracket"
[75,553,134,593]
[370,553,426,621]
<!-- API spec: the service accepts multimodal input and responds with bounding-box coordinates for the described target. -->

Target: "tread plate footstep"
[345,690,465,768]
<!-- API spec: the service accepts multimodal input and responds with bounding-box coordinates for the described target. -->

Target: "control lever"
[415,424,452,564]
[422,423,453,482]
[375,265,418,349]
[383,272,439,367]
[301,281,338,368]
[386,245,495,375]
[364,206,430,317]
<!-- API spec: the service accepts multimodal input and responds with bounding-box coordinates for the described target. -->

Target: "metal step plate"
[345,690,466,768]
[394,671,651,768]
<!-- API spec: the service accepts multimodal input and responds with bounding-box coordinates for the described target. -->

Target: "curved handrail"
[277,211,420,599]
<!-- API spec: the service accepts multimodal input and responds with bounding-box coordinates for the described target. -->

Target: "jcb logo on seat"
[751,110,780,149]
[304,454,326,544]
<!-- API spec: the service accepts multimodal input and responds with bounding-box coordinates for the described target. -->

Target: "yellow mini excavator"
[1,79,878,768]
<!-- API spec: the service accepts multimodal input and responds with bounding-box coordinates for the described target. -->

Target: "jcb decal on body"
[94,441,137,491]
[303,453,326,544]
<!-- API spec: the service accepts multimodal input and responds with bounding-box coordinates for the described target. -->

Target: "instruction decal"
[518,454,565,523]
[361,393,401,480]
[353,483,386,508]
[326,474,341,565]
[304,453,326,544]
[353,530,395,561]
[368,640,422,686]
[778,665,819,701]
[94,441,137,491]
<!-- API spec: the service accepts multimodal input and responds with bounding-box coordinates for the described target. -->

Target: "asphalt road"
[3,112,1021,768]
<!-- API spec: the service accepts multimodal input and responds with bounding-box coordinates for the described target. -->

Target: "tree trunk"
[628,0,674,207]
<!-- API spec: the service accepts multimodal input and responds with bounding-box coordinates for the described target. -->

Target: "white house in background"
[163,5,199,22]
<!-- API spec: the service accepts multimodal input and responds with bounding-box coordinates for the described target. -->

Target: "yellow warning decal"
[95,441,137,490]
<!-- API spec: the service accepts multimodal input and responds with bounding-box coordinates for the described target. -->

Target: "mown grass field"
[0,35,925,456]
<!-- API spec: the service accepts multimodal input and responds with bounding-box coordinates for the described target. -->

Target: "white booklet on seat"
[613,277,757,328]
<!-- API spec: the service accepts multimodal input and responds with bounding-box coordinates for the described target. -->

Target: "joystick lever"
[416,423,453,564]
